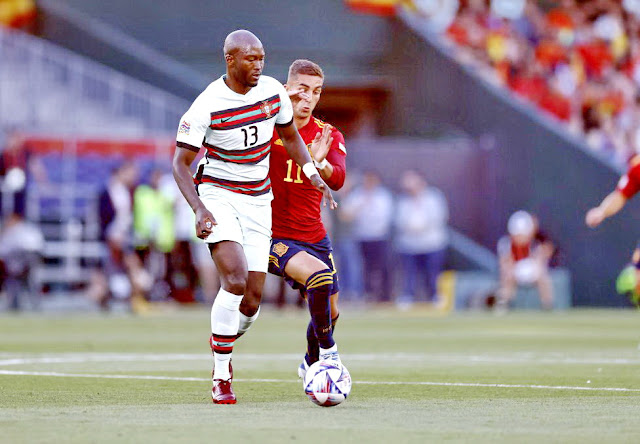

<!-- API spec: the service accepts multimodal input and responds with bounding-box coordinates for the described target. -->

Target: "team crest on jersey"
[178,121,191,135]
[260,101,273,118]
[272,242,289,257]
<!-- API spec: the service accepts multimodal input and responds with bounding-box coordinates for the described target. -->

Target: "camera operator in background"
[496,210,554,312]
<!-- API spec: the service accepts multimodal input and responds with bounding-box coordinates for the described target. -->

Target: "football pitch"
[1,307,639,443]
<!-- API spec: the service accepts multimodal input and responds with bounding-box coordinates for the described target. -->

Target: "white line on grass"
[3,353,640,366]
[0,369,638,393]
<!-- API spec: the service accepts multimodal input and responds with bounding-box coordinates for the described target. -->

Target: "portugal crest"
[260,101,273,118]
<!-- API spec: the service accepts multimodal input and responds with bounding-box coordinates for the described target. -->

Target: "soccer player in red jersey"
[268,59,347,376]
[586,155,640,227]
[586,155,640,280]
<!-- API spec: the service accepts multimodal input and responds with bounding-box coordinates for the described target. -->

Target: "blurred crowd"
[92,165,453,311]
[332,169,449,308]
[1,135,563,312]
[0,152,457,311]
[88,162,220,312]
[0,0,36,31]
[416,0,640,165]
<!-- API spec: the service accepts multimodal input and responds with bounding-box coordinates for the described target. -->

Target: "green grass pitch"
[1,307,639,443]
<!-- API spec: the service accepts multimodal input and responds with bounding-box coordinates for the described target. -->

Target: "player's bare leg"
[285,251,340,377]
[237,271,265,338]
[208,241,248,404]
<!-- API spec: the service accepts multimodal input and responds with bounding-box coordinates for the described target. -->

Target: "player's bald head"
[223,30,263,56]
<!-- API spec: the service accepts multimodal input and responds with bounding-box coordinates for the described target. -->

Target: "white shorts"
[198,184,272,273]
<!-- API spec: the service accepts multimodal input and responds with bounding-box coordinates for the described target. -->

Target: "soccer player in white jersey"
[172,30,336,404]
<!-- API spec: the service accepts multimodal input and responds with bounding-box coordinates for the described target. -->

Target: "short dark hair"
[288,59,324,80]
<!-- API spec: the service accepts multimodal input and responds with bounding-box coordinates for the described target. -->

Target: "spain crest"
[260,101,273,118]
[272,242,289,257]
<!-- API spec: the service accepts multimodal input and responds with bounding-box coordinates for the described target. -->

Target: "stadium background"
[2,0,640,309]
[4,1,640,442]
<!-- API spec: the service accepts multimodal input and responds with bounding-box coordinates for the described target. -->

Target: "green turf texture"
[1,308,639,443]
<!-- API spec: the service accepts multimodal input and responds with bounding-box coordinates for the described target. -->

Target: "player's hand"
[288,87,310,102]
[309,174,338,210]
[195,206,217,239]
[310,124,333,164]
[585,207,604,228]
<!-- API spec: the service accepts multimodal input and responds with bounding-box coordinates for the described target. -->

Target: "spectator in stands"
[420,0,640,165]
[496,210,554,311]
[394,170,449,308]
[0,0,37,31]
[95,161,151,311]
[0,211,44,310]
[340,170,394,302]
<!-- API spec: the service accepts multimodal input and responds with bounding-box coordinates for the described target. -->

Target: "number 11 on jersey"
[284,159,303,183]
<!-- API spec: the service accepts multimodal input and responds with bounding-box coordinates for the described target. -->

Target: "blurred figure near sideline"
[496,210,554,311]
[0,212,44,310]
[94,161,150,310]
[164,173,220,304]
[133,169,175,301]
[334,172,365,302]
[340,170,393,302]
[394,170,449,308]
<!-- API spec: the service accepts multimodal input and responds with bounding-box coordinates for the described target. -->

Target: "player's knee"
[305,269,334,289]
[222,272,248,295]
[305,271,334,308]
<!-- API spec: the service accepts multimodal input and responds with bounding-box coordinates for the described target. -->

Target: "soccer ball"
[303,360,351,407]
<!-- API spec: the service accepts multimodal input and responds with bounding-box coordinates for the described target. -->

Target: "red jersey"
[270,117,346,243]
[617,155,640,199]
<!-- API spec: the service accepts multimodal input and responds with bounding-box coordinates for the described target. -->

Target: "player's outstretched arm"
[585,190,627,228]
[172,147,216,238]
[310,124,335,179]
[276,122,337,209]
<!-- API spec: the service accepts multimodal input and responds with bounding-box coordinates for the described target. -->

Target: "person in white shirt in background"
[394,169,449,309]
[340,170,394,302]
[496,210,554,312]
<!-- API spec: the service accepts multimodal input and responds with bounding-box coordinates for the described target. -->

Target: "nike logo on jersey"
[220,117,232,123]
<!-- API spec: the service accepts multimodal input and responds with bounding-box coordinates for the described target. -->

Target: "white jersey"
[176,75,293,200]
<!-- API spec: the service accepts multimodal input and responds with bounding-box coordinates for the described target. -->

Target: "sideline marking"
[2,352,640,366]
[0,369,638,393]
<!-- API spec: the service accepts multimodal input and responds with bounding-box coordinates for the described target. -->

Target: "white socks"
[319,344,338,359]
[237,306,260,337]
[211,288,243,381]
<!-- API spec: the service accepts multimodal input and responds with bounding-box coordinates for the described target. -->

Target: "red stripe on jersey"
[204,140,271,164]
[210,95,280,120]
[198,175,271,196]
[211,108,280,130]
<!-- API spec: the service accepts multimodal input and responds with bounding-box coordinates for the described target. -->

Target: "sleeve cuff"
[177,141,200,153]
[275,117,294,128]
